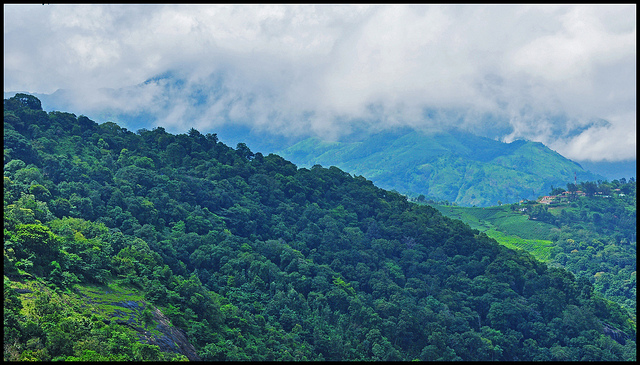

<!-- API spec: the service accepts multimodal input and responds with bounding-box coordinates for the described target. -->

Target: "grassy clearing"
[8,276,157,331]
[434,204,558,261]
[484,229,554,262]
[436,204,557,239]
[73,282,148,326]
[7,277,99,321]
[495,215,556,241]
[74,282,144,303]
[435,206,492,231]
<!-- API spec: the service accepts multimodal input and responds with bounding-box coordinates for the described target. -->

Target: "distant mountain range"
[276,127,606,207]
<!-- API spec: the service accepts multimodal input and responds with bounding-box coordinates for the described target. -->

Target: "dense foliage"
[4,93,636,361]
[537,181,636,315]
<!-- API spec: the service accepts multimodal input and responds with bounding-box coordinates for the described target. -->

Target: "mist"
[4,4,636,162]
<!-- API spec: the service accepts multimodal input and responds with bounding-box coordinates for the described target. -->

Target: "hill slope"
[4,93,636,361]
[277,127,605,207]
[432,180,637,318]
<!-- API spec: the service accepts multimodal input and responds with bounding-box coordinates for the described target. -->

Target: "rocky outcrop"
[109,300,200,361]
[80,291,200,361]
[602,322,628,345]
[143,307,201,361]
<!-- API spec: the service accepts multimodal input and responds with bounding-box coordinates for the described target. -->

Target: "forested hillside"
[4,93,636,361]
[433,180,636,319]
[277,127,605,207]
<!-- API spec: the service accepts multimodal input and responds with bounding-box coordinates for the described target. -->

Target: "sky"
[3,4,636,162]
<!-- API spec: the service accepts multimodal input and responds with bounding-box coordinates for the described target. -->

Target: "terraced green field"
[484,229,555,262]
[434,204,558,262]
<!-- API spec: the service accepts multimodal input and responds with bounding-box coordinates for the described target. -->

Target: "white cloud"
[549,112,637,162]
[3,4,636,161]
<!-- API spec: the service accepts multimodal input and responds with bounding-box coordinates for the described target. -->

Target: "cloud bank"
[3,4,636,161]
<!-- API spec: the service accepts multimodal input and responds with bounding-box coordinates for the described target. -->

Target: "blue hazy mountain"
[276,127,607,207]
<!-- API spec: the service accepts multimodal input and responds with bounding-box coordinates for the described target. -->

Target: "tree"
[50,198,73,218]
[6,93,43,111]
[4,129,38,164]
[13,224,61,276]
[165,142,186,166]
[236,143,254,161]
[567,183,578,200]
[550,185,566,196]
[582,181,598,197]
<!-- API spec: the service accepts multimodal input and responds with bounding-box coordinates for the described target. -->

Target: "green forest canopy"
[3,93,637,361]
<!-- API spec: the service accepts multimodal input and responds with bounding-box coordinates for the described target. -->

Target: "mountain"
[277,127,606,207]
[4,93,636,361]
